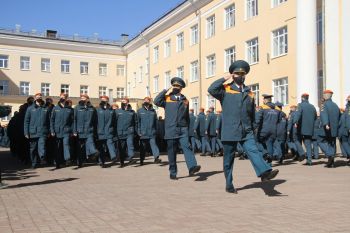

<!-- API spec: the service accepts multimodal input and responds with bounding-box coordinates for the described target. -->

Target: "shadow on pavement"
[177,170,223,181]
[3,178,79,189]
[236,179,287,197]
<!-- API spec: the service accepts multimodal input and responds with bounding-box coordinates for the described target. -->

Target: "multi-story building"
[1,0,349,122]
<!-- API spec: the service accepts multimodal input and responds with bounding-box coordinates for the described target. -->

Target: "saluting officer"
[294,93,317,165]
[206,106,218,157]
[194,108,211,156]
[208,60,279,194]
[154,77,201,180]
[96,96,117,168]
[319,90,340,168]
[24,93,50,168]
[137,97,162,165]
[73,94,99,168]
[50,93,74,168]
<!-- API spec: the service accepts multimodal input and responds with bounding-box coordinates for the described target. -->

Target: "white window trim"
[41,83,51,96]
[61,60,70,74]
[153,75,159,94]
[190,24,199,46]
[224,46,236,72]
[246,37,259,65]
[20,56,31,71]
[206,54,216,78]
[61,84,70,95]
[164,40,171,58]
[80,85,89,95]
[99,63,108,76]
[176,32,184,52]
[245,0,258,20]
[224,4,235,30]
[19,81,30,96]
[190,60,199,83]
[0,55,9,69]
[41,58,51,72]
[153,46,159,64]
[206,15,216,39]
[80,62,89,75]
[271,26,288,58]
[271,0,287,8]
[272,77,289,105]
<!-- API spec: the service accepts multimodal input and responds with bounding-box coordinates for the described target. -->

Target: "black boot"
[325,157,335,168]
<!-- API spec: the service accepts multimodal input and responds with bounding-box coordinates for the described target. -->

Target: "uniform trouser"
[140,137,160,162]
[97,139,117,164]
[77,136,97,166]
[118,139,128,164]
[222,138,271,189]
[318,136,336,157]
[201,136,211,154]
[126,134,135,160]
[29,137,47,167]
[216,138,223,151]
[273,139,285,159]
[340,135,350,157]
[311,140,319,159]
[209,136,217,154]
[189,136,201,152]
[302,135,313,161]
[166,137,198,177]
[55,137,71,166]
[259,135,275,157]
[292,133,305,157]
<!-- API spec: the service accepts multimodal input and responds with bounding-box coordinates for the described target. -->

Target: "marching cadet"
[206,106,218,157]
[50,93,74,168]
[208,60,278,194]
[115,97,138,167]
[24,93,50,168]
[294,93,317,165]
[344,96,350,164]
[256,94,280,164]
[137,97,162,165]
[96,96,117,168]
[287,105,306,161]
[312,110,322,160]
[154,77,201,180]
[273,102,287,164]
[319,90,340,168]
[338,108,349,158]
[73,94,99,168]
[189,109,201,153]
[45,98,56,165]
[215,110,223,156]
[194,108,211,156]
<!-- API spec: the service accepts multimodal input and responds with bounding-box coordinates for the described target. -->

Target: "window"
[0,55,9,68]
[99,63,107,76]
[273,77,288,105]
[177,66,184,79]
[164,71,171,89]
[153,75,159,93]
[246,0,258,19]
[206,15,215,38]
[138,66,143,83]
[20,81,30,96]
[246,38,259,64]
[41,58,51,72]
[99,86,107,97]
[133,72,136,87]
[20,56,30,70]
[272,26,288,57]
[61,60,70,73]
[248,84,259,106]
[206,54,216,78]
[225,4,235,29]
[164,40,171,58]
[225,46,236,72]
[41,83,51,96]
[80,85,89,95]
[317,12,323,44]
[190,24,199,45]
[207,95,216,110]
[153,46,159,63]
[61,84,69,95]
[145,58,149,74]
[190,60,199,82]
[80,62,89,74]
[116,87,125,98]
[272,0,287,8]
[117,65,125,76]
[191,97,199,115]
[177,32,184,52]
[0,80,9,95]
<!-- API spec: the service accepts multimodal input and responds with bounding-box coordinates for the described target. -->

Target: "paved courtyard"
[0,148,349,233]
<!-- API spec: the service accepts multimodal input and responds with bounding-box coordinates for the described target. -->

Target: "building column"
[341,0,350,106]
[296,0,318,106]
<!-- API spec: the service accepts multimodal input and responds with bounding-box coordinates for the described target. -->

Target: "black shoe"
[298,155,305,162]
[127,159,137,166]
[200,153,206,156]
[278,156,284,165]
[154,157,162,164]
[293,156,299,161]
[170,175,177,180]
[55,164,61,169]
[325,157,335,168]
[261,169,279,182]
[347,159,350,165]
[119,163,125,168]
[304,159,312,166]
[189,165,201,176]
[89,152,99,161]
[110,157,118,164]
[65,160,72,167]
[100,163,107,168]
[140,160,144,166]
[225,187,238,194]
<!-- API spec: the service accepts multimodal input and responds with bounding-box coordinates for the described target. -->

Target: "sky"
[0,0,183,41]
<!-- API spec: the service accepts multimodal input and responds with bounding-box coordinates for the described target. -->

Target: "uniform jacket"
[73,101,97,139]
[24,102,50,138]
[256,102,280,138]
[320,99,340,138]
[344,102,350,135]
[216,114,222,139]
[137,104,157,139]
[206,112,217,136]
[96,103,116,140]
[194,112,207,137]
[294,100,317,136]
[276,110,287,141]
[50,102,74,138]
[188,113,197,137]
[313,116,324,139]
[115,104,137,139]
[208,78,255,141]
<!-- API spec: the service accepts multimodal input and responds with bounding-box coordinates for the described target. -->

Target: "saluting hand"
[224,74,233,81]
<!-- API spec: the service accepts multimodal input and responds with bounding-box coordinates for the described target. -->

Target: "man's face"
[172,84,182,93]
[81,96,87,102]
[60,94,67,101]
[144,99,151,104]
[122,99,128,104]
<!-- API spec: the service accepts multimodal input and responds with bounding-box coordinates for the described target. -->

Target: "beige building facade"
[1,0,349,121]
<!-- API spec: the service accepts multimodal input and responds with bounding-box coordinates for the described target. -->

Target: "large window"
[116,87,125,98]
[273,77,288,105]
[246,38,259,64]
[177,32,184,52]
[206,54,216,78]
[246,0,258,19]
[190,60,199,82]
[41,58,51,72]
[164,40,171,58]
[272,0,287,8]
[177,66,184,79]
[80,62,89,74]
[60,84,69,95]
[207,95,216,110]
[206,15,215,38]
[117,65,125,76]
[61,60,70,73]
[272,26,288,57]
[138,66,143,83]
[164,71,171,89]
[0,55,9,69]
[99,86,107,97]
[317,12,323,44]
[191,97,199,115]
[80,85,89,95]
[190,24,199,45]
[225,46,236,72]
[41,83,51,96]
[225,4,235,29]
[99,63,107,76]
[249,83,259,106]
[153,75,159,93]
[20,56,30,70]
[153,46,159,63]
[20,81,30,96]
[0,80,9,95]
